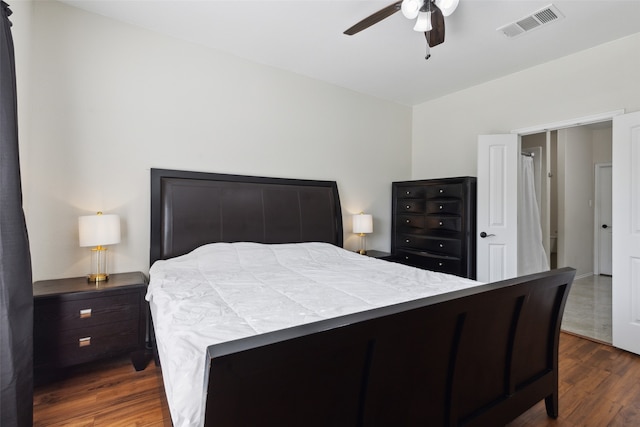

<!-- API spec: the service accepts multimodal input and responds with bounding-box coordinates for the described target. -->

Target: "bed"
[147,168,575,427]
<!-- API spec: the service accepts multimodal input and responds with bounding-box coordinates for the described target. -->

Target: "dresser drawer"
[397,199,425,214]
[396,250,462,276]
[396,214,425,231]
[397,235,462,257]
[426,200,461,215]
[425,216,462,233]
[35,292,140,331]
[426,184,463,200]
[396,186,426,199]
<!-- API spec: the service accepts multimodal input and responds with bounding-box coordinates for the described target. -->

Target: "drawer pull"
[439,243,444,248]
[405,256,409,260]
[438,262,443,266]
[439,221,443,226]
[405,239,410,243]
[79,337,91,347]
[406,205,410,209]
[405,219,410,224]
[439,189,444,193]
[405,191,410,195]
[80,308,92,318]
[439,205,443,210]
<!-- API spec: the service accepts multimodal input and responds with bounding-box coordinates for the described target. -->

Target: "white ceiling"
[58,0,640,106]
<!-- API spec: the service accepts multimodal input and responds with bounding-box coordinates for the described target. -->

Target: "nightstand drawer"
[35,292,140,330]
[49,320,139,367]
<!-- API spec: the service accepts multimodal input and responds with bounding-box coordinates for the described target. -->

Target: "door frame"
[511,110,624,136]
[594,162,612,276]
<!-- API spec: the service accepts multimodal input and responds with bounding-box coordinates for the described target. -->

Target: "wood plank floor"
[34,333,640,426]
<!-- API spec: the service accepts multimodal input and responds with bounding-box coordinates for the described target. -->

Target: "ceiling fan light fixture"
[413,10,432,32]
[435,0,459,17]
[401,0,422,20]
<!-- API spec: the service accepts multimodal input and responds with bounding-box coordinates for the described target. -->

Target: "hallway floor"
[561,274,612,343]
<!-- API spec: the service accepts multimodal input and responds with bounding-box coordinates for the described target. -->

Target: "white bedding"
[146,242,481,427]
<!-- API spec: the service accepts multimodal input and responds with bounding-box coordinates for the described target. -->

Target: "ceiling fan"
[344,0,460,60]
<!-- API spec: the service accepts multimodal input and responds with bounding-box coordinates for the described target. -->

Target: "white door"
[477,134,519,283]
[612,111,640,355]
[595,163,612,276]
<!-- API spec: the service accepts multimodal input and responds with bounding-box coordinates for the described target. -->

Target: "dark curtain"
[1,2,33,426]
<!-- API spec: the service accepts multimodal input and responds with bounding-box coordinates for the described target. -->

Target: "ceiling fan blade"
[425,3,445,47]
[344,1,402,35]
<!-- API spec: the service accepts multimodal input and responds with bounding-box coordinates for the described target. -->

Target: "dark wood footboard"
[203,267,575,427]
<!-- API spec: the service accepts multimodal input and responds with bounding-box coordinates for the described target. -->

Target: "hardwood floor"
[33,357,172,426]
[34,333,640,426]
[507,333,640,427]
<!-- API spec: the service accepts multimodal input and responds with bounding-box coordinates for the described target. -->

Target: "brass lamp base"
[87,245,109,283]
[87,273,109,282]
[356,232,367,255]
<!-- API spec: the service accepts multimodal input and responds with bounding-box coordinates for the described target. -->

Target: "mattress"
[146,242,482,427]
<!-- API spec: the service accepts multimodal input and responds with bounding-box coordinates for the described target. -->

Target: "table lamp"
[352,213,373,255]
[78,212,120,282]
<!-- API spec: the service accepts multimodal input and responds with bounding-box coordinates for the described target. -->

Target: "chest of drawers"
[33,272,148,373]
[391,177,477,279]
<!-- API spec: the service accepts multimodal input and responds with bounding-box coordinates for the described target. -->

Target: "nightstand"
[362,250,393,260]
[33,271,148,374]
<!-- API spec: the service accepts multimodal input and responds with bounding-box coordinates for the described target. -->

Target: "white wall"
[557,126,594,277]
[592,127,612,164]
[412,33,640,179]
[18,1,412,281]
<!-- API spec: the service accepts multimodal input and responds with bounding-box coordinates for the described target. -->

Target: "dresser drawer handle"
[80,308,92,319]
[405,256,409,260]
[406,219,410,224]
[439,205,443,210]
[406,205,411,209]
[439,243,444,248]
[405,191,411,195]
[439,189,444,193]
[79,337,91,347]
[438,262,443,266]
[439,221,443,226]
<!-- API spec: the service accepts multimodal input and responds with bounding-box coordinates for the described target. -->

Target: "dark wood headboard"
[150,169,343,265]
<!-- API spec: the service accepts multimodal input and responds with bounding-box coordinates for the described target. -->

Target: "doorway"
[522,122,613,343]
[477,110,640,354]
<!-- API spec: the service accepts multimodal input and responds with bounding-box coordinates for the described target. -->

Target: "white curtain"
[518,155,550,275]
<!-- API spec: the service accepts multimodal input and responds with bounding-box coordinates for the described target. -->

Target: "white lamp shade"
[352,214,373,234]
[401,0,422,19]
[79,213,121,247]
[435,0,459,17]
[413,11,432,32]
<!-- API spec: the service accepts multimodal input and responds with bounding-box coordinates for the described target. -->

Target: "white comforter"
[146,242,481,427]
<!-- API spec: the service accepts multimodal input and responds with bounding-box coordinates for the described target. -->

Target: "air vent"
[497,4,564,39]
